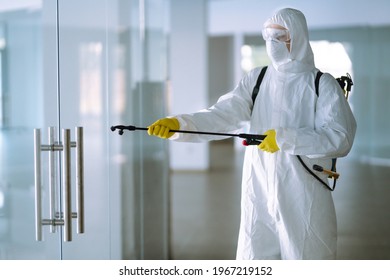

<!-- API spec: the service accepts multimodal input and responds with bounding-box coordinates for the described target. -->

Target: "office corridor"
[171,141,390,260]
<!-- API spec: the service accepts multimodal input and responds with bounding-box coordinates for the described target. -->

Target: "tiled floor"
[170,140,390,260]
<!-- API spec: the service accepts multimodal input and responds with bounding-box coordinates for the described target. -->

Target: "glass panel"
[58,0,170,259]
[56,0,110,259]
[108,0,170,259]
[0,0,170,260]
[136,0,170,260]
[0,0,61,259]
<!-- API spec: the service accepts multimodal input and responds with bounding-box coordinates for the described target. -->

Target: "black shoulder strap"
[315,70,323,97]
[253,68,322,101]
[251,66,268,104]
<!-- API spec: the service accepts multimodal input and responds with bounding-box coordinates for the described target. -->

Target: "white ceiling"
[208,0,389,35]
[0,0,42,13]
[0,0,386,34]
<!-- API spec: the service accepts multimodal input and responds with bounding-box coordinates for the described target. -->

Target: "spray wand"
[111,125,341,185]
[110,125,265,146]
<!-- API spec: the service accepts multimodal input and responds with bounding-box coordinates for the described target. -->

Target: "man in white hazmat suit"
[148,8,356,259]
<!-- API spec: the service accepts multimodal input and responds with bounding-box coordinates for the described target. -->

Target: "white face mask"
[266,40,291,69]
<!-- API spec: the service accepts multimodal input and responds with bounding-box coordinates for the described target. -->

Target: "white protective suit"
[171,8,356,259]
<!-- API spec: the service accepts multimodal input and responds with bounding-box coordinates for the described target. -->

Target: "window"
[240,40,352,80]
[310,40,352,79]
[0,26,5,128]
[0,48,4,127]
[241,44,270,73]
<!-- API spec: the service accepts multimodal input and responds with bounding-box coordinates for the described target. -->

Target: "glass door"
[0,0,170,260]
[55,0,170,260]
[38,0,112,259]
[0,0,61,259]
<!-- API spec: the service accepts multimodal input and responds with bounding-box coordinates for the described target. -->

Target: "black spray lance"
[110,125,339,187]
[110,125,265,146]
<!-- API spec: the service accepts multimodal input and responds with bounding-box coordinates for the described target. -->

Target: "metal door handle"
[33,127,85,242]
[48,127,57,233]
[62,129,72,242]
[34,129,43,241]
[75,127,84,234]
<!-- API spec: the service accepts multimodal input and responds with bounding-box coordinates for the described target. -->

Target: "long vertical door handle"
[34,129,43,241]
[75,127,84,234]
[48,127,57,233]
[62,129,72,242]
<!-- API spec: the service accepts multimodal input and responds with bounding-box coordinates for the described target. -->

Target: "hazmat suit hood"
[264,8,315,73]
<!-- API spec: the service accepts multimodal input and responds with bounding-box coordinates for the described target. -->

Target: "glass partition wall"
[0,0,170,260]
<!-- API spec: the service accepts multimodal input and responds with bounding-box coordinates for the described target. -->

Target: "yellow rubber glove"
[147,117,180,139]
[258,129,280,153]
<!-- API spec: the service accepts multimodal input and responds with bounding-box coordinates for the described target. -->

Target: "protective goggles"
[262,27,290,43]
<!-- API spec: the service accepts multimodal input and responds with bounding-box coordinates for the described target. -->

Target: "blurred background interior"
[0,0,389,260]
